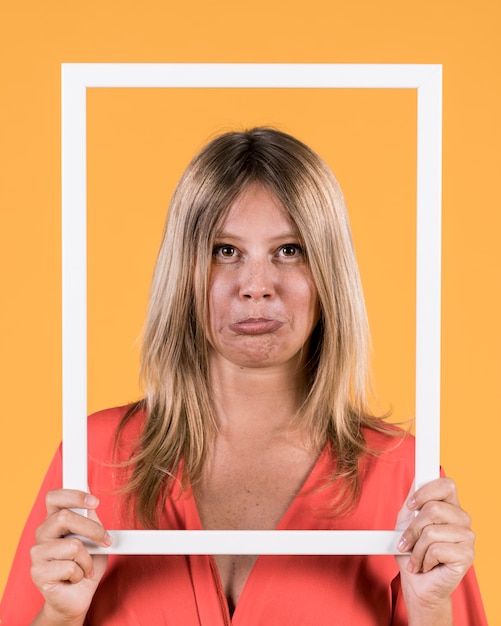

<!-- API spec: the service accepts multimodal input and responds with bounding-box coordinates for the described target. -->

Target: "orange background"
[1,2,499,623]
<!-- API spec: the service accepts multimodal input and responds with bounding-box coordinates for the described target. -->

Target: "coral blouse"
[0,406,487,625]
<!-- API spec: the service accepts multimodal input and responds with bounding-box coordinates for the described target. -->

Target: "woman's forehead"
[215,183,299,235]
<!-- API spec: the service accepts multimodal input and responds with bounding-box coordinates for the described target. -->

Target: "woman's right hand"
[30,489,112,625]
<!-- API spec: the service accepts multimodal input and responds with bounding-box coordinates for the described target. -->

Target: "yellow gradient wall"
[1,2,499,623]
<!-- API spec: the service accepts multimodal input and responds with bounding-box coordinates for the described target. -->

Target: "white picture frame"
[62,63,442,555]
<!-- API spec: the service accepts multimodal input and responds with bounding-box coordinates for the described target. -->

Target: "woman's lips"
[229,318,284,335]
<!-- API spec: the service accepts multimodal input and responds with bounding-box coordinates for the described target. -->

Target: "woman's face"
[207,184,320,372]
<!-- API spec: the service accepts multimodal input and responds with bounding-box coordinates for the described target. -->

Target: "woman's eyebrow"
[214,230,300,241]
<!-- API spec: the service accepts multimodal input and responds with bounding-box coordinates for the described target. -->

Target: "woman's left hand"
[395,478,475,621]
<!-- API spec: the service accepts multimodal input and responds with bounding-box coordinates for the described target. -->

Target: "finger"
[87,507,115,549]
[31,557,89,590]
[45,489,100,515]
[405,523,475,573]
[407,478,460,512]
[37,508,113,548]
[398,501,471,552]
[31,536,96,580]
[420,540,475,576]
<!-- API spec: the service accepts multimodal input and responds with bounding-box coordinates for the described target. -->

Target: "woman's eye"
[213,245,236,258]
[279,244,303,257]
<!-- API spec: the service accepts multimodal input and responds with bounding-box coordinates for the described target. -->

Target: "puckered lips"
[229,317,284,335]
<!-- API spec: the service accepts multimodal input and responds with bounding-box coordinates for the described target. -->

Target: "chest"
[195,439,316,529]
[193,442,318,611]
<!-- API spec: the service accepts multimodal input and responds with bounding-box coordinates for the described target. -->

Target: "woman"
[0,128,486,624]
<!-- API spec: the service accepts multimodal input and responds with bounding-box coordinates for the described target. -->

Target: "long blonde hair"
[117,127,390,528]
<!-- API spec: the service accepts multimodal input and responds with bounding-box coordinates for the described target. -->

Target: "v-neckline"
[182,443,330,622]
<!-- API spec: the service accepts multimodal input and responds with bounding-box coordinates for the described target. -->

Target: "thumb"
[86,506,109,579]
[395,480,415,532]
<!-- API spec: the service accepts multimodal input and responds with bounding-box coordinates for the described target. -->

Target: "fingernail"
[397,537,408,552]
[407,561,416,573]
[407,496,416,509]
[85,494,99,507]
[103,532,113,546]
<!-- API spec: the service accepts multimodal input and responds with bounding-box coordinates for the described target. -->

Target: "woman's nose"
[239,259,275,300]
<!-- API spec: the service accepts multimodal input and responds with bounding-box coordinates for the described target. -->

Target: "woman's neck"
[208,356,309,442]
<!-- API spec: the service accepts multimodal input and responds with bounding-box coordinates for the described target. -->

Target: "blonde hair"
[117,127,390,528]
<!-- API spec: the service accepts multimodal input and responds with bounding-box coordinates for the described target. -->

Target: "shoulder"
[86,403,146,517]
[362,423,415,475]
[363,422,415,458]
[88,402,146,463]
[359,424,415,512]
